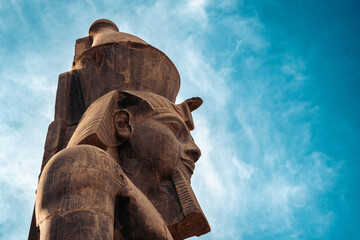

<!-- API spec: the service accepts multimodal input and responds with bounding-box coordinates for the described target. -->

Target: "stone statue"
[28,19,210,240]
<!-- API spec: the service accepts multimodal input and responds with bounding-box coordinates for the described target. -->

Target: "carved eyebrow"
[154,113,186,127]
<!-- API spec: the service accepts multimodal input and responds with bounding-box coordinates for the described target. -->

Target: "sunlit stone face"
[129,109,201,182]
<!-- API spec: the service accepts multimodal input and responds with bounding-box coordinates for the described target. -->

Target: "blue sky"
[0,0,359,239]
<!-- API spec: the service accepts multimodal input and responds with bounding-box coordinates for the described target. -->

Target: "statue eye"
[167,121,184,138]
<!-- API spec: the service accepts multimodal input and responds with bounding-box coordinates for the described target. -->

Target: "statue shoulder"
[36,145,128,225]
[42,144,127,184]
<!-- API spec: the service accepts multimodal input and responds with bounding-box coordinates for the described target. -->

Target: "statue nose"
[185,144,201,162]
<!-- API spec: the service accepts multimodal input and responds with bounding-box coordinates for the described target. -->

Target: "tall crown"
[72,19,181,106]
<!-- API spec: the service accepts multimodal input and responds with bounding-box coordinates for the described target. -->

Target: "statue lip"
[181,158,195,175]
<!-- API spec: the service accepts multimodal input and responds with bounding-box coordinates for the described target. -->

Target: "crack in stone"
[39,207,113,225]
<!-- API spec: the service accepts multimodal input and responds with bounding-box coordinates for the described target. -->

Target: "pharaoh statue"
[28,19,210,240]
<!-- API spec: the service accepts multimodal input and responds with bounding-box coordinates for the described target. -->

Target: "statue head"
[68,90,210,239]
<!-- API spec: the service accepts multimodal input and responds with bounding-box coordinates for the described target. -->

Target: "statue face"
[129,109,201,182]
[115,92,210,238]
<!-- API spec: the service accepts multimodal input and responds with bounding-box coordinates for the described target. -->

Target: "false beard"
[168,167,210,240]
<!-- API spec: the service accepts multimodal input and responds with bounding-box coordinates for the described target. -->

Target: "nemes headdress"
[67,89,202,149]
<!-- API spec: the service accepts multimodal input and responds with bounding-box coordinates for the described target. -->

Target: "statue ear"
[114,110,132,144]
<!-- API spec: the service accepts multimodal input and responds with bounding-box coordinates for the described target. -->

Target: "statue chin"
[118,145,210,239]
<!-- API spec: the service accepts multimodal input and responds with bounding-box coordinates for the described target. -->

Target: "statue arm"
[36,145,173,240]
